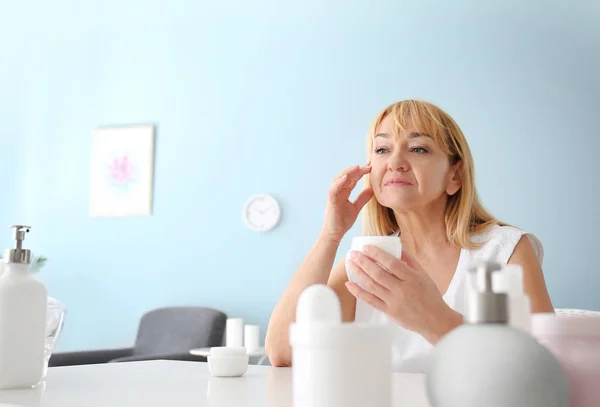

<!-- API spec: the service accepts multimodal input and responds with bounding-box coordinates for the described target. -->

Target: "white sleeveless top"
[351,225,544,373]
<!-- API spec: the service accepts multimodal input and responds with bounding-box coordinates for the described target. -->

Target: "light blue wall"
[1,0,598,352]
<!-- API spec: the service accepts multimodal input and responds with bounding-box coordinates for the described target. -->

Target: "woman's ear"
[446,160,463,196]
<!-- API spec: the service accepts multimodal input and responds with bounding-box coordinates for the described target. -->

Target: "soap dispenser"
[426,261,570,407]
[0,225,47,389]
[289,284,393,407]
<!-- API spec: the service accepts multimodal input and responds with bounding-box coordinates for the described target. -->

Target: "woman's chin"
[377,196,421,212]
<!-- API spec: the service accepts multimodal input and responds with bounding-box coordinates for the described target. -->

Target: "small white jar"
[207,347,249,377]
[345,236,402,289]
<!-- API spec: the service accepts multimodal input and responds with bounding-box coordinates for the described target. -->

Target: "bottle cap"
[492,264,524,296]
[466,261,508,324]
[3,225,32,265]
[295,284,341,325]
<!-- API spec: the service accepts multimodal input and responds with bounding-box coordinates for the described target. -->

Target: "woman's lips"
[384,177,414,186]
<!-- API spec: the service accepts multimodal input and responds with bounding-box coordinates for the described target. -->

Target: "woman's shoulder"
[468,224,544,265]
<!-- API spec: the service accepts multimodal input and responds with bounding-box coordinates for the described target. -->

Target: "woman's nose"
[387,149,409,172]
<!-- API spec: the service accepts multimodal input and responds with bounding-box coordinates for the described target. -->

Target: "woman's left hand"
[346,245,462,344]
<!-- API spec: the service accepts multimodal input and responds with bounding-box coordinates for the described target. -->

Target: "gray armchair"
[49,306,227,367]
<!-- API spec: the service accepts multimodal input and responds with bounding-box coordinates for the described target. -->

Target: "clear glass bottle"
[44,296,67,377]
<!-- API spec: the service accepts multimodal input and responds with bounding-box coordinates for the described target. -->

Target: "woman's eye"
[374,147,389,154]
[410,146,428,154]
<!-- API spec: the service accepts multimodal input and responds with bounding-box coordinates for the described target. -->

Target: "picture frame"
[89,124,155,217]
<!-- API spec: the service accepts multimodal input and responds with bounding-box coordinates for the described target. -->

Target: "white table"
[0,360,431,406]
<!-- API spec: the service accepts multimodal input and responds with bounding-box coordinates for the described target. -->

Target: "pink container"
[531,311,600,407]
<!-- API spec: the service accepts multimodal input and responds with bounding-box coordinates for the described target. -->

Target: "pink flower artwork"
[108,156,135,185]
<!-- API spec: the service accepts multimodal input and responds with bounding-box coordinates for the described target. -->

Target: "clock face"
[243,194,281,232]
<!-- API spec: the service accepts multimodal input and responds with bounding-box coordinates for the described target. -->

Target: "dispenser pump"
[466,261,508,324]
[4,225,32,265]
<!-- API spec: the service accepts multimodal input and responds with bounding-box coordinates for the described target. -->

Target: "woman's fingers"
[329,163,371,204]
[353,187,374,211]
[399,249,425,273]
[349,251,397,291]
[328,174,352,204]
[333,162,371,183]
[329,165,371,203]
[361,246,418,280]
[345,281,386,311]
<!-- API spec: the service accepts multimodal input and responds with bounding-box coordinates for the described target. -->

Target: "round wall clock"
[243,194,281,232]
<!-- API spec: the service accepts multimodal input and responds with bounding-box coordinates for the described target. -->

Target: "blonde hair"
[362,99,504,250]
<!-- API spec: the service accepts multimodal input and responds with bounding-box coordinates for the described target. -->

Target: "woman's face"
[369,115,462,211]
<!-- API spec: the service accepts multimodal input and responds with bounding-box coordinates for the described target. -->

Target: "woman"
[265,99,554,372]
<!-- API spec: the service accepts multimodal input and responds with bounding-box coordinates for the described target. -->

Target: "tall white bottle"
[289,285,393,407]
[0,225,47,389]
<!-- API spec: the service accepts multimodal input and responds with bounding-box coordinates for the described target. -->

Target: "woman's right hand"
[321,163,374,243]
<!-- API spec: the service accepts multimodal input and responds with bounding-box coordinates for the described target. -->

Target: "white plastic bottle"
[426,261,570,407]
[289,284,393,407]
[0,225,47,389]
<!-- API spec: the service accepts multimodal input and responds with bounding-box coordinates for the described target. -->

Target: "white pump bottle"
[426,261,570,407]
[0,225,47,389]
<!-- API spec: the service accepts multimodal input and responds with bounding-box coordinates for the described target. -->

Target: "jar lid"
[531,312,600,337]
[210,346,247,356]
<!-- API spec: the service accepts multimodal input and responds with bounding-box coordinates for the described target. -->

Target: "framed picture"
[90,124,155,217]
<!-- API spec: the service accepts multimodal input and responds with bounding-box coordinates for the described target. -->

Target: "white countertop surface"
[0,360,430,406]
[190,347,266,357]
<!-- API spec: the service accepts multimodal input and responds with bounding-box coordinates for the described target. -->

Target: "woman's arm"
[265,235,339,367]
[328,259,357,323]
[508,235,554,313]
[265,239,358,367]
[265,163,372,367]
